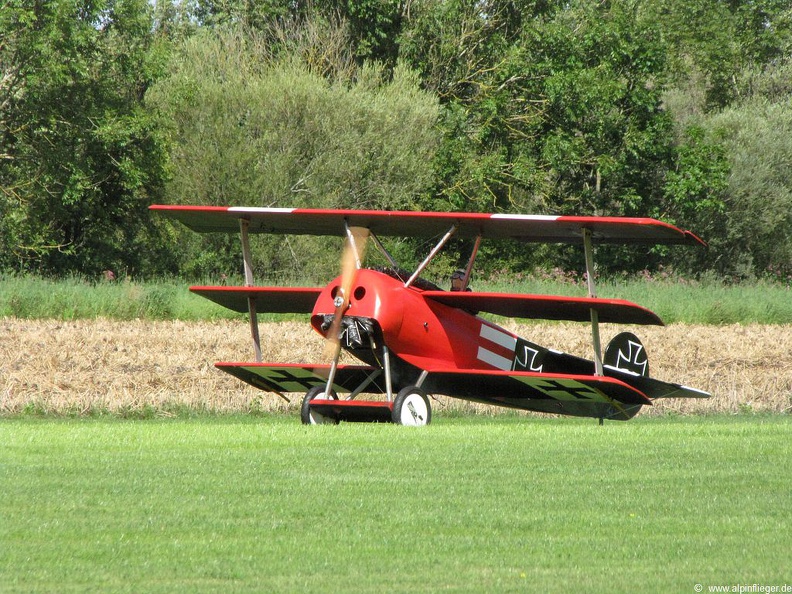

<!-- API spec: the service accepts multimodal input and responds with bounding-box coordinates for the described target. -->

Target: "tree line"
[2,0,791,282]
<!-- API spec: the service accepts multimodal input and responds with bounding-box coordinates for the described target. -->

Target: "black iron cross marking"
[616,341,648,375]
[513,340,544,372]
[536,380,597,400]
[266,369,325,391]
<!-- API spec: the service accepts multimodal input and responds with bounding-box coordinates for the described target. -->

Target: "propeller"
[323,226,369,359]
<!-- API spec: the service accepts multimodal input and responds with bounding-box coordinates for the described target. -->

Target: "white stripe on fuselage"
[479,324,517,350]
[477,347,512,371]
[477,324,517,370]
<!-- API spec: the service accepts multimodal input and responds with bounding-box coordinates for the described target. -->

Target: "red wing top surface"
[150,205,706,246]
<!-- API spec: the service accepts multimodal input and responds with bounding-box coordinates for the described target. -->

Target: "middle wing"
[190,286,322,313]
[423,291,663,325]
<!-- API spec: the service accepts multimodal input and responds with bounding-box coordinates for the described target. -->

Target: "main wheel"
[392,386,431,426]
[300,386,339,425]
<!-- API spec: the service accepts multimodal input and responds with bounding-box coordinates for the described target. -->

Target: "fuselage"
[309,268,536,374]
[307,268,642,419]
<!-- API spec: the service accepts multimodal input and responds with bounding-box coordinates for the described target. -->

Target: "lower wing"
[217,362,651,421]
[422,368,652,405]
[215,362,383,394]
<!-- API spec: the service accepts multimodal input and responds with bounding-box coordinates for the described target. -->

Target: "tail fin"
[604,332,711,400]
[604,332,649,377]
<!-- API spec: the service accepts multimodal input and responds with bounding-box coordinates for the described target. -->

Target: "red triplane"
[151,206,710,425]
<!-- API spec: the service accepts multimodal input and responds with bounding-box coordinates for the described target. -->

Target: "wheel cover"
[397,392,429,426]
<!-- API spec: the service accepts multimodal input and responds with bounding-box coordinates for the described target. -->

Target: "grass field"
[2,415,790,593]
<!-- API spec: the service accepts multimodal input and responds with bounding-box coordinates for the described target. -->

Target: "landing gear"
[392,386,431,426]
[300,386,339,425]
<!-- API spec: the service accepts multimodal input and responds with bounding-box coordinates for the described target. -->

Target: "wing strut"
[382,344,394,402]
[460,234,482,291]
[240,218,263,362]
[583,228,603,376]
[405,224,458,288]
[369,232,400,268]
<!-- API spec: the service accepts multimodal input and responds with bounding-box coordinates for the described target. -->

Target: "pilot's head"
[450,269,466,291]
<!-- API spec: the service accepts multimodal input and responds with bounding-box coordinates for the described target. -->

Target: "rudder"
[604,332,649,377]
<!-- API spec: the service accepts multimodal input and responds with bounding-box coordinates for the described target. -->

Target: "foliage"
[2,0,792,280]
[0,0,172,277]
[662,55,792,280]
[641,0,792,110]
[705,96,792,279]
[402,2,671,216]
[146,22,439,278]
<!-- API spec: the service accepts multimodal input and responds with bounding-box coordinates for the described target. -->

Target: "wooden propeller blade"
[323,227,369,359]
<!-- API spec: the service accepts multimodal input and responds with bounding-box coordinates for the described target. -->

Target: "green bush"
[146,23,440,280]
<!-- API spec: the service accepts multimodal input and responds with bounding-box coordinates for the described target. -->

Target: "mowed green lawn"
[1,415,789,593]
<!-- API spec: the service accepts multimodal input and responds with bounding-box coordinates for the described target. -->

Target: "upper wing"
[191,286,321,314]
[150,205,706,246]
[423,291,663,325]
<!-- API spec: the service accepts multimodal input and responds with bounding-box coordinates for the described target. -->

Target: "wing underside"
[216,362,652,420]
[150,205,705,246]
[424,291,664,325]
[190,286,321,314]
[216,363,382,394]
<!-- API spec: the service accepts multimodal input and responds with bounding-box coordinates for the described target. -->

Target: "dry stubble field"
[2,317,791,416]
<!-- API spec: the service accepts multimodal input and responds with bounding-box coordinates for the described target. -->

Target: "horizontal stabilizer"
[190,286,321,314]
[423,291,663,325]
[150,205,706,246]
[603,366,711,399]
